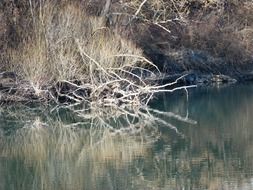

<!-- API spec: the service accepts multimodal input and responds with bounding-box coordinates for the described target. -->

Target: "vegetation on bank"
[0,0,252,104]
[112,0,253,72]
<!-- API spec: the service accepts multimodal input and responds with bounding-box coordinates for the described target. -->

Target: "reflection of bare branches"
[0,93,198,190]
[0,117,150,188]
[0,93,198,161]
[0,92,197,139]
[148,108,197,125]
[61,103,197,138]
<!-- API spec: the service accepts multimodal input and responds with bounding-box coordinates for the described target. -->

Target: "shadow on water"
[1,83,253,190]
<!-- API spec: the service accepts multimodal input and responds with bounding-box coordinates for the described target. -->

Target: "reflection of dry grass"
[135,85,253,190]
[80,132,147,164]
[2,92,253,189]
[0,118,150,190]
[130,149,253,190]
[0,101,197,190]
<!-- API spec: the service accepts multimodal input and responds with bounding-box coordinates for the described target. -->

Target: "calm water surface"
[1,84,253,190]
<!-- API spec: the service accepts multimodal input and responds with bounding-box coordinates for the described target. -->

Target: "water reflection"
[0,121,148,190]
[0,104,172,190]
[151,84,253,190]
[1,84,253,190]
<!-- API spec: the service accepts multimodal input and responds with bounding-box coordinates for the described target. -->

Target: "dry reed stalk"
[4,0,195,107]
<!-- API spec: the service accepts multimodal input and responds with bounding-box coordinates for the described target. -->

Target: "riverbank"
[0,0,253,104]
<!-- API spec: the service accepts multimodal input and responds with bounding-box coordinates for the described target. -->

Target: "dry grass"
[183,0,253,65]
[4,0,169,104]
[1,0,197,106]
[108,0,253,71]
[2,0,252,104]
[1,0,253,78]
[3,0,252,105]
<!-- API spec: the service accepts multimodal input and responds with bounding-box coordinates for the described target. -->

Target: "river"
[0,84,253,190]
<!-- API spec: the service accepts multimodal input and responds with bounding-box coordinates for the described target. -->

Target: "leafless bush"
[180,0,253,65]
[1,0,195,106]
[106,0,253,71]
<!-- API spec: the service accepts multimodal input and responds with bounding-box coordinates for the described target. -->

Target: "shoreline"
[1,70,253,104]
[1,0,253,104]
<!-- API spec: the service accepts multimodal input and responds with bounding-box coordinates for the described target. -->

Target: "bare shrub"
[5,1,148,102]
[106,0,253,72]
[3,0,195,105]
[181,0,253,65]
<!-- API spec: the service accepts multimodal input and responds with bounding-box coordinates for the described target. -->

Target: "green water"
[1,84,253,190]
